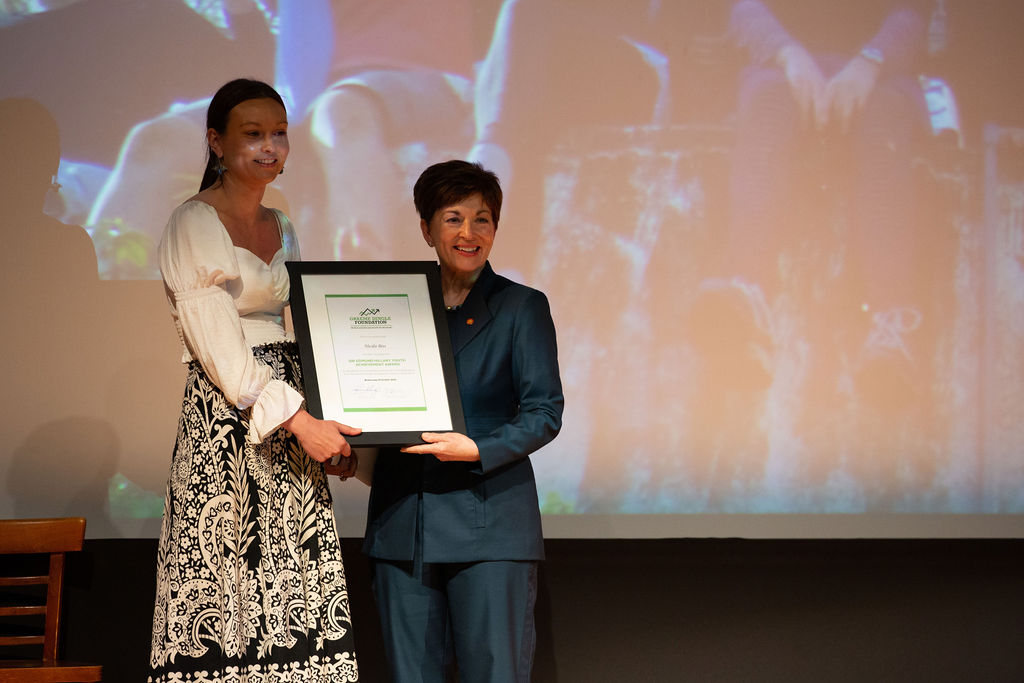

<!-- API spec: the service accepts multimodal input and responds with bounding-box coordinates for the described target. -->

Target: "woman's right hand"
[775,42,826,127]
[284,409,362,463]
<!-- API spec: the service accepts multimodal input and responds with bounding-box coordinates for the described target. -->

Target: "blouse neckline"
[187,199,285,267]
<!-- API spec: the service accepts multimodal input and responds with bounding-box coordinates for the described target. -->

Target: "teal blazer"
[363,262,563,563]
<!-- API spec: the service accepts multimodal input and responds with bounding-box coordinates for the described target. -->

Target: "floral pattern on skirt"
[149,342,358,682]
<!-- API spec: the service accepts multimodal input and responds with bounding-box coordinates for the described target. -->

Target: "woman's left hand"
[325,452,358,480]
[401,432,480,462]
[820,55,880,133]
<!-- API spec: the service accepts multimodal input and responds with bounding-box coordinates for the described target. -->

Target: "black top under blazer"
[363,262,564,563]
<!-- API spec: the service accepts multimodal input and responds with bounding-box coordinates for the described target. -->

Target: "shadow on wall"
[0,97,181,537]
[7,418,118,532]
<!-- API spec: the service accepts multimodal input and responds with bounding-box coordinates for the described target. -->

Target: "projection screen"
[2,0,1023,539]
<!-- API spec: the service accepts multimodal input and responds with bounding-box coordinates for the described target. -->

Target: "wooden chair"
[0,518,102,682]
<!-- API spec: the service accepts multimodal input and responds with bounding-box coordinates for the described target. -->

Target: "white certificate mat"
[325,294,426,411]
[287,262,465,446]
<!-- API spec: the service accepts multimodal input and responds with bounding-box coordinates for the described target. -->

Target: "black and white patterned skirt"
[148,342,358,682]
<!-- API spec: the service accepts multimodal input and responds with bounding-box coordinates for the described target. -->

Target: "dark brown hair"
[413,160,502,228]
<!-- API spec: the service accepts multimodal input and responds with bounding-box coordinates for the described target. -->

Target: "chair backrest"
[0,517,86,662]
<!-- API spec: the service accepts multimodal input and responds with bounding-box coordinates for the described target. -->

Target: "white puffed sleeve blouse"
[158,200,304,444]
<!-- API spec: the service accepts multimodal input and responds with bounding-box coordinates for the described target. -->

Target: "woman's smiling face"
[208,97,289,186]
[421,192,496,278]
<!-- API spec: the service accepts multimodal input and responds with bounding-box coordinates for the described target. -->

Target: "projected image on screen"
[3,0,1024,536]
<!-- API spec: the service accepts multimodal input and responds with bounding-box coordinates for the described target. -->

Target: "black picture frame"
[287,260,465,447]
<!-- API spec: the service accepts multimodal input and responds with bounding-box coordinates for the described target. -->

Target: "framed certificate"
[287,261,465,446]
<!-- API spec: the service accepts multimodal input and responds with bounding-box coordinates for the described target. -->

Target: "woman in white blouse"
[148,79,360,682]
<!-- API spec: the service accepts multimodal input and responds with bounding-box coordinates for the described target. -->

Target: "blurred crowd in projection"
[4,0,1024,515]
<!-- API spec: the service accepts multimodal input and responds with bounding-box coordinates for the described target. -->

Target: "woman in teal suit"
[363,159,564,682]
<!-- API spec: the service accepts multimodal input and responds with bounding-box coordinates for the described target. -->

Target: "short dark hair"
[199,79,286,192]
[413,160,502,228]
